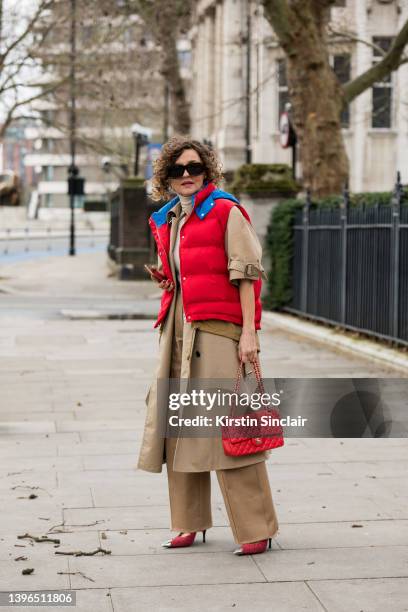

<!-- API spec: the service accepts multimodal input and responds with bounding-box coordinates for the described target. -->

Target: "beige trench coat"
[136,201,270,473]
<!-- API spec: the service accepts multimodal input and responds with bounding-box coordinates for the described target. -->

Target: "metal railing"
[0,226,108,256]
[285,172,408,346]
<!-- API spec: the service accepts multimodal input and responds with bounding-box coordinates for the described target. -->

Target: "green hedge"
[264,189,408,311]
[263,198,302,310]
[229,163,300,198]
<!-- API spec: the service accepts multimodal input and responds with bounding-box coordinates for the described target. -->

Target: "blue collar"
[150,186,240,228]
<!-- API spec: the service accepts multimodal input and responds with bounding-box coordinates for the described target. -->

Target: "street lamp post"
[68,0,77,256]
[67,0,85,255]
[131,123,152,177]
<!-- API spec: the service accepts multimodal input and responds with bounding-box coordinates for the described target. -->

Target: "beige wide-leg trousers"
[165,287,279,545]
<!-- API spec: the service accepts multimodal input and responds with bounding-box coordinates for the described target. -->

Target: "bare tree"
[130,0,192,135]
[0,0,68,138]
[261,0,408,196]
[6,0,190,176]
[29,0,166,173]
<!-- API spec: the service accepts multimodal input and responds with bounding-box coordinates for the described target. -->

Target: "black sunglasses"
[167,162,205,179]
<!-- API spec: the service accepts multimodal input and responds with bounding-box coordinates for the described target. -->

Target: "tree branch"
[261,0,295,50]
[343,18,408,103]
[0,0,55,70]
[327,25,398,57]
[132,0,191,134]
[0,79,68,139]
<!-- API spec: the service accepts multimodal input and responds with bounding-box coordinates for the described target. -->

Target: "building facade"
[0,122,35,189]
[24,4,191,211]
[190,0,408,192]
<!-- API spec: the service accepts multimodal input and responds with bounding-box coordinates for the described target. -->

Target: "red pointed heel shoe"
[162,529,207,548]
[233,537,272,556]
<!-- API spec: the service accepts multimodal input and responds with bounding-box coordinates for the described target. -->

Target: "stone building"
[190,0,408,192]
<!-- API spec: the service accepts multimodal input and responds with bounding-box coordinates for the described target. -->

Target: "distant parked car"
[0,170,21,206]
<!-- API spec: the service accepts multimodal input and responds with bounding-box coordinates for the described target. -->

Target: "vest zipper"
[178,214,187,323]
[178,209,194,323]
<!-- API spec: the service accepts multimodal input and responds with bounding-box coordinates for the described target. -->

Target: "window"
[371,36,393,128]
[122,28,133,45]
[81,25,94,45]
[330,0,346,17]
[332,54,351,128]
[43,110,54,126]
[6,144,14,168]
[276,55,351,128]
[178,49,191,70]
[277,59,289,127]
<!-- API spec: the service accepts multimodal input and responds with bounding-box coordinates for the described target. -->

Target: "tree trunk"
[158,25,190,135]
[263,0,349,197]
[286,32,349,196]
[139,0,191,136]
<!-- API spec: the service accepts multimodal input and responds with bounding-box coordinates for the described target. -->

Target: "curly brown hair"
[150,135,224,202]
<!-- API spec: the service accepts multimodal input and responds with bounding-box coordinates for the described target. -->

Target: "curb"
[262,311,408,374]
[0,283,18,295]
[60,309,156,320]
[0,230,109,239]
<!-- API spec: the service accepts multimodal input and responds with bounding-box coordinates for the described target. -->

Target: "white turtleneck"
[173,194,193,287]
[178,194,193,216]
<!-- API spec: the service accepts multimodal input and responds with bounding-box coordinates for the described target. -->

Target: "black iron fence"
[285,173,408,346]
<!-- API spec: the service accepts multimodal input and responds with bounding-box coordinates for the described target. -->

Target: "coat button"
[183,276,186,281]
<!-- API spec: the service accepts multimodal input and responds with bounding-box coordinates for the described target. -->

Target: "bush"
[229,163,300,198]
[263,198,302,310]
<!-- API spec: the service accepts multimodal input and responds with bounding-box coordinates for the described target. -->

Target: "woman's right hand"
[149,265,174,292]
[158,278,174,292]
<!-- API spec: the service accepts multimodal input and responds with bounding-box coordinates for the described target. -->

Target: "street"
[0,252,407,612]
[0,234,108,264]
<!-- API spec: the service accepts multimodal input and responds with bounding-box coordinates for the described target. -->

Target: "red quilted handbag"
[221,357,284,457]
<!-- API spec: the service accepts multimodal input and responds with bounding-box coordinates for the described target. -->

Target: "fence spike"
[393,170,403,210]
[341,182,349,219]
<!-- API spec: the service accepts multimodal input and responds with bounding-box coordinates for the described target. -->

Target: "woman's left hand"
[238,328,258,363]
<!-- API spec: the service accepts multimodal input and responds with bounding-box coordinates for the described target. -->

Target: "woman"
[137,136,279,555]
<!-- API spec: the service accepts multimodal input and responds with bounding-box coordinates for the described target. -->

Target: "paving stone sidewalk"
[0,253,407,612]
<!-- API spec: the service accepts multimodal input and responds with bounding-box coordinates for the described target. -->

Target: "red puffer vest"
[148,182,263,330]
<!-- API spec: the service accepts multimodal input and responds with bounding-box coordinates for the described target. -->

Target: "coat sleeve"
[224,205,268,287]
